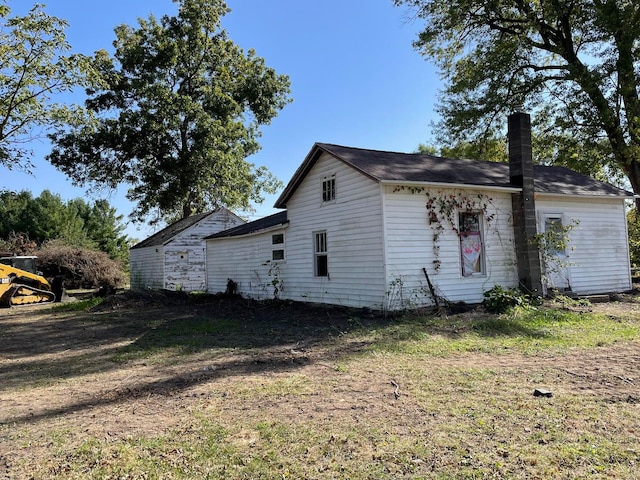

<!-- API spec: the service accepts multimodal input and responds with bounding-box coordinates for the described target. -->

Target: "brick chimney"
[508,111,543,295]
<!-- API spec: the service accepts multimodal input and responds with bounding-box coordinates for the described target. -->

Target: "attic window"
[322,175,336,202]
[459,212,484,277]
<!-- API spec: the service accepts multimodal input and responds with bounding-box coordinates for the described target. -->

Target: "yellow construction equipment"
[0,255,56,307]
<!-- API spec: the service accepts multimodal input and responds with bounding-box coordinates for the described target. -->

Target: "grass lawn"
[1,291,639,479]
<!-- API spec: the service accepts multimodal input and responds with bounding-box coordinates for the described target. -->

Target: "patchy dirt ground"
[1,291,639,478]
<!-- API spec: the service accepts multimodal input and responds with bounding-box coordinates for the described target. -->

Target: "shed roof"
[206,211,288,240]
[274,143,633,208]
[131,211,217,249]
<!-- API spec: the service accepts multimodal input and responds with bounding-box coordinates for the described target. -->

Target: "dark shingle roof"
[206,211,288,239]
[274,143,633,208]
[131,211,215,249]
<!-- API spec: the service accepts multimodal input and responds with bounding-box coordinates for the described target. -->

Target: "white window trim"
[271,232,285,262]
[313,230,328,277]
[458,211,485,278]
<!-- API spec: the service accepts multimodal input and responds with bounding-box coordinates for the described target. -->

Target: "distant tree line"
[0,190,130,265]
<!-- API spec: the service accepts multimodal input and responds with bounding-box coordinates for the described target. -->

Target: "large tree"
[48,0,291,224]
[0,2,94,172]
[394,0,640,197]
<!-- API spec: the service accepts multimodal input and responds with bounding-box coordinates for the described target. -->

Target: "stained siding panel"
[163,210,244,291]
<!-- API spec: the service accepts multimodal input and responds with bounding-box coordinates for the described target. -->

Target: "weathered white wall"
[130,209,244,292]
[207,227,287,300]
[208,153,387,309]
[163,210,244,291]
[535,195,631,295]
[129,246,164,290]
[383,186,518,308]
[281,153,387,309]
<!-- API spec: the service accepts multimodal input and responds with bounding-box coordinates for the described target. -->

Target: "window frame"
[543,215,565,256]
[313,230,328,277]
[458,211,485,277]
[271,232,285,262]
[322,174,336,203]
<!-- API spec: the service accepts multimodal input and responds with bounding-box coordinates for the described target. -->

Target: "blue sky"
[2,0,439,241]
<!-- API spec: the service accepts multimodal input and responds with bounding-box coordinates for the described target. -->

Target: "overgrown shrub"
[482,285,535,314]
[0,232,37,255]
[36,241,127,290]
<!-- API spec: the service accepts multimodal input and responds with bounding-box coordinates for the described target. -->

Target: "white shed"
[130,208,244,292]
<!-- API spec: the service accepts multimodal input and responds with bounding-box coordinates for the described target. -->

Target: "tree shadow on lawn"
[0,292,553,426]
[0,295,381,426]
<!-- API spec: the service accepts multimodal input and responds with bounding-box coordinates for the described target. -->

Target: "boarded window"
[459,212,483,277]
[314,231,328,277]
[322,175,336,202]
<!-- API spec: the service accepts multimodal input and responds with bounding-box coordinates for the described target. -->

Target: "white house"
[130,208,244,292]
[205,112,634,310]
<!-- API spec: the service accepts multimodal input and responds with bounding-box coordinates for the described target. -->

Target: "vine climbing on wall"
[394,186,496,273]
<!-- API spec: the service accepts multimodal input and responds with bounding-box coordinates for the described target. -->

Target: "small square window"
[272,233,284,245]
[322,175,336,202]
[272,249,285,261]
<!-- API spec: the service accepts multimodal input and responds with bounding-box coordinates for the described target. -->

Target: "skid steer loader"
[0,255,60,307]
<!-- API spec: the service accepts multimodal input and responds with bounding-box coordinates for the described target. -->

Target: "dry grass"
[1,292,639,479]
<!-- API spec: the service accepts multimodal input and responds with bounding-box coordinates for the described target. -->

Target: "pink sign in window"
[461,231,482,277]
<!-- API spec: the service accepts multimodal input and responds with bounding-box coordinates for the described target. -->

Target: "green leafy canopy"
[395,0,640,194]
[48,0,292,224]
[0,2,95,172]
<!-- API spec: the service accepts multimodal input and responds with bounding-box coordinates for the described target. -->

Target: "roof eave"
[381,179,522,193]
[535,191,637,200]
[207,221,289,241]
[274,143,382,208]
[274,144,325,209]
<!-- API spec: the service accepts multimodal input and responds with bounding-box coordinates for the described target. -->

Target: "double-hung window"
[459,212,484,277]
[314,231,328,277]
[272,233,285,261]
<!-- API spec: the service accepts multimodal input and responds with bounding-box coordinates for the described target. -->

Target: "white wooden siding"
[129,246,164,290]
[280,153,386,309]
[130,209,245,292]
[383,186,518,307]
[163,210,244,291]
[535,196,631,294]
[208,153,387,308]
[207,228,286,299]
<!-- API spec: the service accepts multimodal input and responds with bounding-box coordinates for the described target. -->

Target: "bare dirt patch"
[1,291,639,478]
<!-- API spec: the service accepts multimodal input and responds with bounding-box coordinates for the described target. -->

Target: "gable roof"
[274,143,633,208]
[131,210,218,249]
[206,211,288,239]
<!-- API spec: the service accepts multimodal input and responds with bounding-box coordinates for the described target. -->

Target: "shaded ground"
[1,291,639,478]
